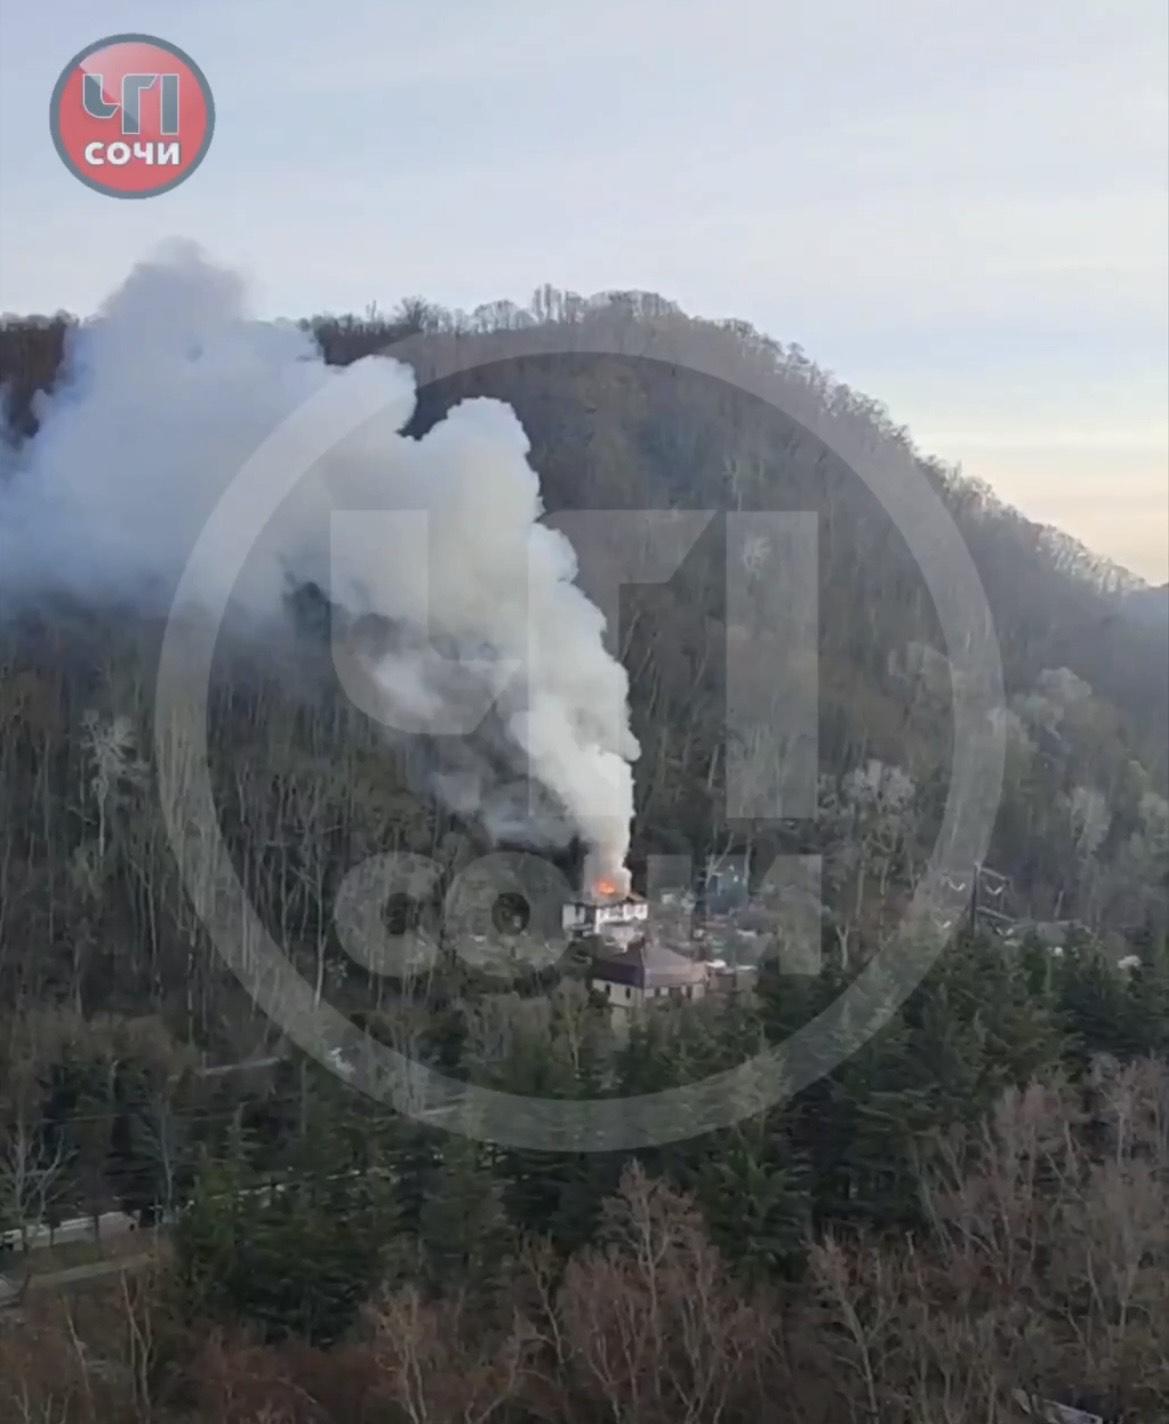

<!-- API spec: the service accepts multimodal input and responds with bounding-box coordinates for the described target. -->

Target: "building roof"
[590,938,707,989]
[570,890,646,909]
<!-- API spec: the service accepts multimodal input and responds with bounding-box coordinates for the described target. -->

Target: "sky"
[1,0,1166,580]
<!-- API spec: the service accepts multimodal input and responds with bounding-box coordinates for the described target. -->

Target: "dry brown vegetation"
[1,1055,1165,1424]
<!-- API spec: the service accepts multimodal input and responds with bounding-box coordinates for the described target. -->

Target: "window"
[625,986,631,1001]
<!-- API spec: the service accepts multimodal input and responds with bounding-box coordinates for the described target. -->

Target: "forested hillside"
[0,288,1166,1422]
[1,287,1166,1027]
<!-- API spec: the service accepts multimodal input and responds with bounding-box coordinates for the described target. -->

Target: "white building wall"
[564,899,647,933]
[589,977,706,1010]
[590,978,645,1011]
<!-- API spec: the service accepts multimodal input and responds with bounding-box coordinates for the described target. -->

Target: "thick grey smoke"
[0,242,637,890]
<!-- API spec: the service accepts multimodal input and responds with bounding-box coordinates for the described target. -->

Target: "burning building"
[563,876,714,1020]
[561,881,649,948]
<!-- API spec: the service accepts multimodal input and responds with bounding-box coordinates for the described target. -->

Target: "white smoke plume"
[0,242,637,891]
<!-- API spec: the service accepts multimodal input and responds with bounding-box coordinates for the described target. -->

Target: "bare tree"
[535,1163,781,1424]
[0,1115,66,1255]
[368,1286,533,1424]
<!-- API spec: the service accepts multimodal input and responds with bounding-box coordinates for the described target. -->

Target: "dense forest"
[0,286,1166,1421]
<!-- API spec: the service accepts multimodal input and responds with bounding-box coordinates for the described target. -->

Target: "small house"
[588,939,708,1012]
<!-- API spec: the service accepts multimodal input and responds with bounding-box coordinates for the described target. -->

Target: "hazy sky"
[1,1,1165,579]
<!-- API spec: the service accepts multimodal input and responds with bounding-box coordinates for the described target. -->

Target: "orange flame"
[593,877,619,898]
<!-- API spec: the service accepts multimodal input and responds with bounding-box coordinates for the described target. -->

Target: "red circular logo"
[50,34,214,198]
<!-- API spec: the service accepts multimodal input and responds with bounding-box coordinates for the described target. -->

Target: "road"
[0,1251,156,1307]
[1,1209,141,1254]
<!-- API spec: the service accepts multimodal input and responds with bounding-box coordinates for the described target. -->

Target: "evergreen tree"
[691,1120,810,1281]
[173,1112,398,1346]
[1055,941,1139,1061]
[416,1133,515,1315]
[1123,936,1169,1056]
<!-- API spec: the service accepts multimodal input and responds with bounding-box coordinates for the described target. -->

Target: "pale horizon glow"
[0,0,1165,579]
